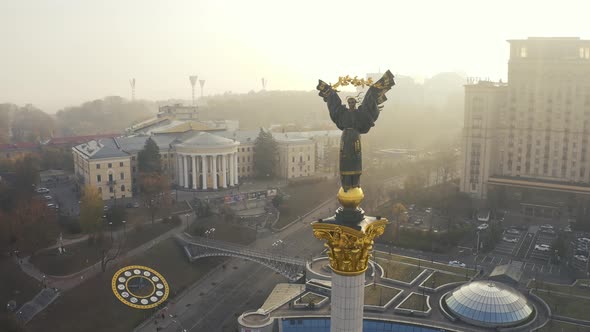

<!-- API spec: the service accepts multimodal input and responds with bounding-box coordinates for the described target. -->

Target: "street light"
[122,220,127,242]
[205,227,216,239]
[169,316,187,332]
[108,222,114,241]
[184,213,190,231]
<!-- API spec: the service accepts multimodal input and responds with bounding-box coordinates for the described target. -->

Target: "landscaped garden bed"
[376,258,425,285]
[394,292,431,316]
[364,283,403,312]
[419,271,467,291]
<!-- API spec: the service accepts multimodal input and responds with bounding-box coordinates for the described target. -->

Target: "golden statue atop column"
[312,70,395,276]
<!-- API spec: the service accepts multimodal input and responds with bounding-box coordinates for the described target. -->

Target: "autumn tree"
[392,203,408,223]
[79,185,103,242]
[253,128,278,178]
[139,173,171,224]
[11,199,57,256]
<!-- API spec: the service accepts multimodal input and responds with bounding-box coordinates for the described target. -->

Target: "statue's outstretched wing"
[359,70,395,126]
[366,70,395,106]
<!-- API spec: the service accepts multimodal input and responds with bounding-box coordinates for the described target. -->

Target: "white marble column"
[175,154,180,185]
[182,154,188,188]
[212,154,218,190]
[222,154,228,188]
[331,273,365,332]
[233,152,239,185]
[178,154,184,188]
[192,155,197,189]
[201,155,208,190]
[229,153,235,187]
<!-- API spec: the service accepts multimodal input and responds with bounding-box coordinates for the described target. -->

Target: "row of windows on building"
[96,173,125,183]
[97,185,126,194]
[96,162,125,169]
[292,155,311,163]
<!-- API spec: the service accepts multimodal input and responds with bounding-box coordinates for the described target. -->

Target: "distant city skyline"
[1,0,588,112]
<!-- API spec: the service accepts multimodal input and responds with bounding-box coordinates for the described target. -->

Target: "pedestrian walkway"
[17,217,189,291]
[15,287,60,324]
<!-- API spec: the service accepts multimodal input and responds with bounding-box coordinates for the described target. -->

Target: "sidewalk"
[135,197,339,332]
[17,216,191,291]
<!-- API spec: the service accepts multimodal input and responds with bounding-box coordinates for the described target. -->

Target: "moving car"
[35,187,50,194]
[448,260,466,268]
[503,237,518,243]
[534,244,551,252]
[477,223,489,230]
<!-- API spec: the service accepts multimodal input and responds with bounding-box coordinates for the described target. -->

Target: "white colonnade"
[175,152,239,190]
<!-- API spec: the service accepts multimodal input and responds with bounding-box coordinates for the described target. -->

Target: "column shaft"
[192,155,197,189]
[233,152,239,185]
[212,155,218,190]
[201,155,208,190]
[229,153,235,186]
[331,273,364,332]
[182,155,188,188]
[222,154,228,188]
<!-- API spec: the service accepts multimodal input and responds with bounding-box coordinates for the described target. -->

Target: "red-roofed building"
[0,142,40,160]
[46,133,121,148]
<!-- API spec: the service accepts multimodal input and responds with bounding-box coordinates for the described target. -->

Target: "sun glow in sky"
[1,0,589,111]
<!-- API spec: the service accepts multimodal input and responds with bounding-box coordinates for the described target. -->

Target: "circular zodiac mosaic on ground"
[111,265,169,309]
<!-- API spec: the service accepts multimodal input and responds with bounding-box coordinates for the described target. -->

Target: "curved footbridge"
[175,233,306,281]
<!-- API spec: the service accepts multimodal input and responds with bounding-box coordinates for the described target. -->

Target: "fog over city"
[4,2,590,332]
[1,0,588,111]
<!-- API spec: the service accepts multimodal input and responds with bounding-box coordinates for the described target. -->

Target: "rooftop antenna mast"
[261,77,267,90]
[189,75,198,105]
[199,79,206,98]
[129,78,136,101]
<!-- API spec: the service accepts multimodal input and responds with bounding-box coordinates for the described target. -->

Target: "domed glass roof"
[444,281,533,327]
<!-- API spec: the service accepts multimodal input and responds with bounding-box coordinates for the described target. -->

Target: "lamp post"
[169,316,187,332]
[122,220,127,242]
[108,222,113,242]
[184,213,190,231]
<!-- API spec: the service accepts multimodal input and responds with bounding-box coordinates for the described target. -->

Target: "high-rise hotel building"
[461,37,590,215]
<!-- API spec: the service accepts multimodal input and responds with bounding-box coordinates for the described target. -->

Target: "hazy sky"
[1,0,589,112]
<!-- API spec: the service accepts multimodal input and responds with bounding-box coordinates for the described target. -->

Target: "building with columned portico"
[173,132,239,190]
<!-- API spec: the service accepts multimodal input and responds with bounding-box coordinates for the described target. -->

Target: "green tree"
[79,186,103,241]
[14,155,40,198]
[137,138,161,173]
[253,128,278,178]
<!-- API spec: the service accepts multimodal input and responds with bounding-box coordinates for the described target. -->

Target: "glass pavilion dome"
[444,281,534,328]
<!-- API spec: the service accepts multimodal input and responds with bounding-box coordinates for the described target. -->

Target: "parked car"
[35,187,50,194]
[503,237,518,243]
[540,224,554,230]
[534,244,551,252]
[133,201,140,208]
[103,205,109,212]
[506,229,520,235]
[541,229,556,235]
[43,195,52,201]
[477,223,489,231]
[425,207,432,213]
[575,255,589,262]
[448,260,466,268]
[564,226,572,232]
